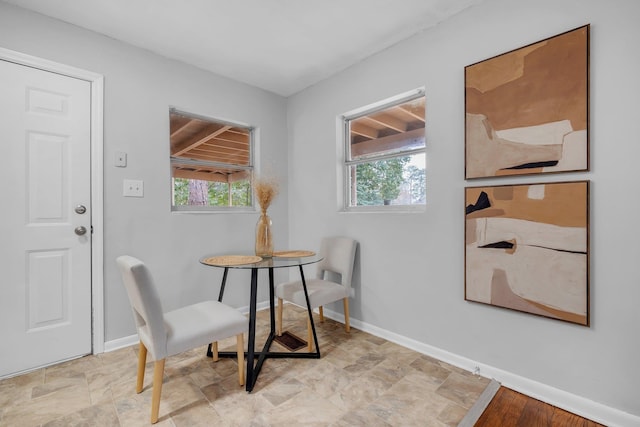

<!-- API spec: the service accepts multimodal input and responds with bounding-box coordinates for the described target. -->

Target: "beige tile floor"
[0,306,490,426]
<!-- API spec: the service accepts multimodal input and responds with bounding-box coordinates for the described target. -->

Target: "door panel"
[28,132,67,221]
[0,60,92,377]
[27,250,68,330]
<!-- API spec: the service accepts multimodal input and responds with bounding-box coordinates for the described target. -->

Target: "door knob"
[75,205,87,214]
[74,226,87,236]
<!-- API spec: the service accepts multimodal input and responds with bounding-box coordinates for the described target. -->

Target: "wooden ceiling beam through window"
[170,124,191,139]
[213,134,249,145]
[190,147,249,160]
[189,144,249,162]
[192,141,248,154]
[173,167,250,182]
[350,98,425,143]
[173,168,229,182]
[365,112,408,133]
[185,152,249,165]
[351,127,425,158]
[348,96,426,157]
[171,124,232,157]
[170,112,251,177]
[397,104,425,122]
[350,121,379,139]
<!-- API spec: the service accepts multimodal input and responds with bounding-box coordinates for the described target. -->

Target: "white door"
[0,60,92,377]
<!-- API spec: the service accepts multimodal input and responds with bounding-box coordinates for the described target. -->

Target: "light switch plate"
[123,179,144,197]
[115,151,127,167]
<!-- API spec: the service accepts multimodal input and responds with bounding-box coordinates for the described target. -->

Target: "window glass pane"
[170,112,251,165]
[344,91,426,209]
[172,177,252,207]
[349,153,425,206]
[170,110,253,209]
[349,97,425,161]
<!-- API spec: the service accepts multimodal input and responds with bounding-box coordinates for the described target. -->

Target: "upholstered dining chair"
[116,255,247,424]
[276,237,358,351]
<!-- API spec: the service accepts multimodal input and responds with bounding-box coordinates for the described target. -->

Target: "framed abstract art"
[465,181,589,325]
[465,25,589,179]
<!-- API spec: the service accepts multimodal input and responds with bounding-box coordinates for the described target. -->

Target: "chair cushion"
[138,301,247,359]
[275,278,349,309]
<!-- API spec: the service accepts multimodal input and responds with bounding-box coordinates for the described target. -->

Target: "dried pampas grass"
[253,175,279,213]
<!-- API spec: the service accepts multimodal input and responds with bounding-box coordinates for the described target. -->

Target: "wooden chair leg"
[136,342,147,393]
[212,341,219,362]
[319,306,324,322]
[236,333,245,386]
[343,298,351,333]
[151,359,165,424]
[307,317,313,352]
[277,298,283,336]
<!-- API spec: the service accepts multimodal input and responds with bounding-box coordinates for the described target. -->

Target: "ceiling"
[3,0,483,96]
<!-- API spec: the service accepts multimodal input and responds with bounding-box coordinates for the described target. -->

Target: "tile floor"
[0,306,491,426]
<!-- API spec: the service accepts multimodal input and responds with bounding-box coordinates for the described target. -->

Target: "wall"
[286,0,640,422]
[0,3,290,342]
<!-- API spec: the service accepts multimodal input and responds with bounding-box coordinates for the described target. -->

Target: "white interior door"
[0,59,92,377]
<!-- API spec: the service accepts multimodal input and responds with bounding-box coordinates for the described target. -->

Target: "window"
[170,109,254,211]
[343,89,426,210]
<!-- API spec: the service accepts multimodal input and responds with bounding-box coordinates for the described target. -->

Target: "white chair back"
[315,236,358,290]
[116,255,168,360]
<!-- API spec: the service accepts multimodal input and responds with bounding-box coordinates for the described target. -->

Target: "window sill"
[341,204,426,214]
[171,206,257,214]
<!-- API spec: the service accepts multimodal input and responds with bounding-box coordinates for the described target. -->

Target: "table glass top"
[200,253,323,269]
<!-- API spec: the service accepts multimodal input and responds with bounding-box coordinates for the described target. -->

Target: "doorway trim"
[0,47,105,354]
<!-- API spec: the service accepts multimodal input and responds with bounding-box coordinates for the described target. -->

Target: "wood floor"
[475,387,606,427]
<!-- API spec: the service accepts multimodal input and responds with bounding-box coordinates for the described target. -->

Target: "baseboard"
[321,307,639,427]
[103,334,139,352]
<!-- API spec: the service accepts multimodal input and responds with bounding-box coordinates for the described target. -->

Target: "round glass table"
[200,253,323,392]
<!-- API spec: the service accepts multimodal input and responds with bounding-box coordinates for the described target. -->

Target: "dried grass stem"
[253,176,279,214]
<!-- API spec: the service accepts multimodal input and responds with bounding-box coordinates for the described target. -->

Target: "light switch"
[123,179,144,197]
[115,151,127,167]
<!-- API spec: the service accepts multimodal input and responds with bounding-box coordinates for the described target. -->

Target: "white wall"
[287,0,640,421]
[0,3,290,341]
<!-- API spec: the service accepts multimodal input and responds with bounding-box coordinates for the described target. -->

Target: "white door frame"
[0,47,105,354]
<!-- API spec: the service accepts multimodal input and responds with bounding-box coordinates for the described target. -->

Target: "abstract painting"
[465,25,589,179]
[465,181,589,325]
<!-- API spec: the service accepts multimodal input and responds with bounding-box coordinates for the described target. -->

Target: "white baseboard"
[103,333,139,352]
[321,307,639,427]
